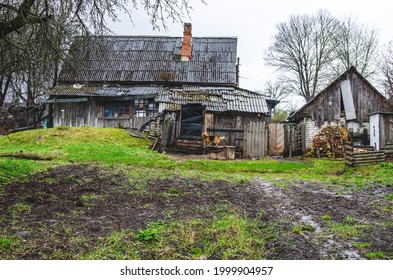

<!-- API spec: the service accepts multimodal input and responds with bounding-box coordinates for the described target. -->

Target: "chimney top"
[183,23,192,34]
[181,23,192,62]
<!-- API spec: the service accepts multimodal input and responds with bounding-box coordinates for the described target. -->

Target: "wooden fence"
[345,142,385,166]
[384,143,393,161]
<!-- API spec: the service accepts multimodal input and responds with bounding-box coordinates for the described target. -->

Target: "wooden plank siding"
[52,99,160,134]
[244,120,266,159]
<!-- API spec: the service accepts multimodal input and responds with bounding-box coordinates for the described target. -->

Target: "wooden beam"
[207,127,244,133]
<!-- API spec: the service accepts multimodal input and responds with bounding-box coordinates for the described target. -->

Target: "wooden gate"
[268,123,285,156]
[244,120,266,159]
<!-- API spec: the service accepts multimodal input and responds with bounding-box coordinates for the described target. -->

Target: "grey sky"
[109,0,392,95]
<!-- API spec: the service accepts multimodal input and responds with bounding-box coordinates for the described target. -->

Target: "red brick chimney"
[181,23,192,61]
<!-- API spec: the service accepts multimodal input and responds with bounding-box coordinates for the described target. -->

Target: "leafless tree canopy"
[265,10,380,102]
[263,79,291,101]
[332,16,379,78]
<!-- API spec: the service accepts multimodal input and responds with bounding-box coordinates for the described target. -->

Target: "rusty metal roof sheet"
[59,36,237,85]
[50,84,164,97]
[156,86,269,114]
[50,84,268,114]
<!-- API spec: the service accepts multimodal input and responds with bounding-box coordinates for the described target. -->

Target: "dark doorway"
[180,104,205,137]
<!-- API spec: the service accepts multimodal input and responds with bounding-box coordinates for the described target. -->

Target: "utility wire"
[239,75,265,84]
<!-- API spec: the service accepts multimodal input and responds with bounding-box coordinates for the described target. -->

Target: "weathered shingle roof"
[50,84,269,114]
[59,36,238,85]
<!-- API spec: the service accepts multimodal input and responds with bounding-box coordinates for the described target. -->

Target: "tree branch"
[0,0,53,39]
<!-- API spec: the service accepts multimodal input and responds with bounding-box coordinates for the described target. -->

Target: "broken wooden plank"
[341,79,357,120]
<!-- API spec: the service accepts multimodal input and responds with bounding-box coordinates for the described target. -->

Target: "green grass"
[0,127,393,189]
[0,237,13,251]
[0,126,155,165]
[9,203,31,218]
[0,158,53,185]
[82,212,267,260]
[80,194,104,207]
[365,251,385,259]
[325,216,370,239]
[354,242,371,249]
[2,127,393,188]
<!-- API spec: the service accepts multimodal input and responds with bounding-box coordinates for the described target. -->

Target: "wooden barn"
[48,23,278,157]
[287,66,393,153]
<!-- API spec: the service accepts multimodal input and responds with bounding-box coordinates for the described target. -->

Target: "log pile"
[309,125,350,158]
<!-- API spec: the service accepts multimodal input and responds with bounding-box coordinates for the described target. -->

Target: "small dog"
[202,132,225,147]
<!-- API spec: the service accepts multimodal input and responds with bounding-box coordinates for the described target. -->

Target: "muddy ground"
[0,164,392,259]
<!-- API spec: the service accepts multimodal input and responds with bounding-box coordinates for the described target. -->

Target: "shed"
[287,66,392,153]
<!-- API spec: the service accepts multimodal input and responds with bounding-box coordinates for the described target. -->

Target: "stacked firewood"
[310,125,350,158]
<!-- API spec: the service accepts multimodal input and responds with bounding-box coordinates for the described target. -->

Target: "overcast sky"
[109,0,392,100]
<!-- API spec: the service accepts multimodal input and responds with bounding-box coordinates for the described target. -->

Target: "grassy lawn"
[2,126,392,187]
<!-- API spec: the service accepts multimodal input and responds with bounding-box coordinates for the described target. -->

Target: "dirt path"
[244,178,393,259]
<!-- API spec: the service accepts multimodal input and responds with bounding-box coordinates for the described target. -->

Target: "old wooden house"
[287,66,393,153]
[49,23,278,157]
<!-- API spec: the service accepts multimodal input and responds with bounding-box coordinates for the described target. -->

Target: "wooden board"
[340,79,357,120]
[244,120,266,159]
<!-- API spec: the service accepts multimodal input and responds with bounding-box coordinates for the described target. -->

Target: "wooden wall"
[51,99,159,134]
[52,101,94,127]
[244,120,266,159]
[205,112,264,156]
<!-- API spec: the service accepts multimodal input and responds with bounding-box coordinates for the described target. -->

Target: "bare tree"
[265,10,338,102]
[380,41,393,98]
[263,79,292,101]
[332,16,379,78]
[0,0,204,106]
[0,2,76,106]
[265,10,380,103]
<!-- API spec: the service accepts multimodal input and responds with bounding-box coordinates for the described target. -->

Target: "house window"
[134,98,157,117]
[104,102,130,118]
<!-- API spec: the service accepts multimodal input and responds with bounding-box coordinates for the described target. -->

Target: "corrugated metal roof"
[50,84,268,114]
[59,36,237,85]
[156,86,269,114]
[50,84,165,97]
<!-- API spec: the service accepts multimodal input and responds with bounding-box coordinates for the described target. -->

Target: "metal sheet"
[50,84,270,114]
[268,123,285,156]
[340,79,357,120]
